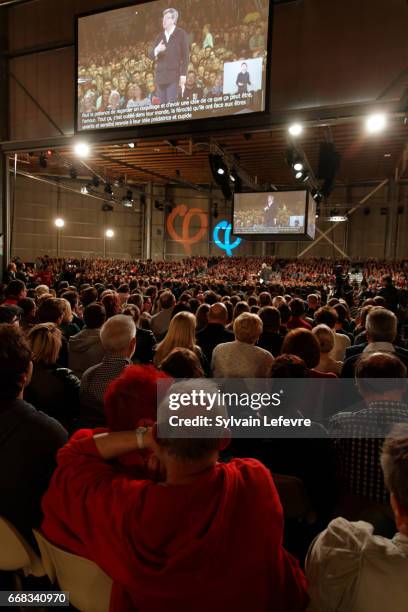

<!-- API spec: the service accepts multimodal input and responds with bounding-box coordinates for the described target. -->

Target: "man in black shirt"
[0,325,67,543]
[236,62,251,94]
[196,303,234,364]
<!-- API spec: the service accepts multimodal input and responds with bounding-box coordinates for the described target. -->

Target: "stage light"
[288,123,303,137]
[208,154,232,200]
[293,162,303,171]
[39,153,47,168]
[80,186,88,194]
[217,168,225,175]
[92,175,100,188]
[105,229,114,238]
[54,218,65,228]
[365,113,386,134]
[128,143,135,148]
[230,175,236,182]
[74,142,90,158]
[295,171,303,180]
[312,189,323,205]
[104,183,113,195]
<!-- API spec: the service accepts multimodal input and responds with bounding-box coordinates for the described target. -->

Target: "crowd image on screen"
[77,0,268,119]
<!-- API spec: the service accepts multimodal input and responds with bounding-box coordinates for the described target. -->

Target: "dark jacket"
[196,323,235,364]
[133,328,157,365]
[25,364,80,430]
[69,328,105,378]
[257,331,283,357]
[342,344,408,378]
[149,27,189,86]
[0,399,67,543]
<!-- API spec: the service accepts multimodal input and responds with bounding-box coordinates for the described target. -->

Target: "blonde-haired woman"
[312,324,343,375]
[25,323,80,430]
[59,298,80,339]
[154,311,207,372]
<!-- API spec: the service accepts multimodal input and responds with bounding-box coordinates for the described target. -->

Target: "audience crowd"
[1,253,408,611]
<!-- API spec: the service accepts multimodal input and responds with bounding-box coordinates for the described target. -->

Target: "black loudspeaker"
[317,143,341,197]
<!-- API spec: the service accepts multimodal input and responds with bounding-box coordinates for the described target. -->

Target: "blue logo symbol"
[213,220,242,256]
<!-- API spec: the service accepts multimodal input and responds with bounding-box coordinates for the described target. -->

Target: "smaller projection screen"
[233,190,316,241]
[76,0,271,132]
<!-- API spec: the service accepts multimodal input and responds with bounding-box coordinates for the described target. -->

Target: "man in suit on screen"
[149,8,189,104]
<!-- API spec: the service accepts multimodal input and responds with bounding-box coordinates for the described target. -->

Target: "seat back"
[273,474,316,523]
[33,530,112,612]
[0,516,44,576]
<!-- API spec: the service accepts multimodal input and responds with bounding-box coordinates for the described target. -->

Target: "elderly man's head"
[366,307,397,344]
[355,352,407,402]
[100,314,136,358]
[208,303,228,326]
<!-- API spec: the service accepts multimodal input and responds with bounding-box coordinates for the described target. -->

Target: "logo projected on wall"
[166,205,208,255]
[213,220,242,256]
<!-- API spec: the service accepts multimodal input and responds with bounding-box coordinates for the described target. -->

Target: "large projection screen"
[76,0,271,132]
[233,190,316,241]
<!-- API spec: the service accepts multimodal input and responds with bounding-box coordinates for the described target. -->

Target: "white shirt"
[363,341,396,354]
[306,517,408,612]
[164,25,176,42]
[330,332,351,361]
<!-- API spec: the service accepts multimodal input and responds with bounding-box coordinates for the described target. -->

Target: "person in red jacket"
[41,380,308,612]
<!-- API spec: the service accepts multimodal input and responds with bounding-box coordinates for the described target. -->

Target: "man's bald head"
[208,302,228,325]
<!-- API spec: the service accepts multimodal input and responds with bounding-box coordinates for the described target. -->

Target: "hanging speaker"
[317,143,341,197]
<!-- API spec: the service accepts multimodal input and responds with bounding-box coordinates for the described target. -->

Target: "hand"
[155,40,166,56]
[179,75,186,88]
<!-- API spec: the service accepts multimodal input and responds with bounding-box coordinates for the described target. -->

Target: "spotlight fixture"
[105,229,114,238]
[365,113,387,134]
[74,142,90,158]
[104,182,113,195]
[288,123,303,137]
[126,189,133,202]
[54,218,65,228]
[311,189,323,205]
[69,165,78,180]
[295,171,303,180]
[208,154,233,199]
[39,153,47,168]
[114,176,125,188]
[293,162,303,171]
[128,143,135,148]
[91,175,100,188]
[80,186,88,195]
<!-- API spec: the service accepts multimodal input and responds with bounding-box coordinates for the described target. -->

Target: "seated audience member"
[212,312,274,377]
[333,302,353,339]
[287,298,312,330]
[41,380,308,612]
[196,302,234,363]
[0,325,67,542]
[329,353,408,530]
[17,297,37,332]
[226,300,250,330]
[80,314,136,427]
[81,286,98,308]
[313,324,343,375]
[353,304,374,345]
[154,311,206,371]
[102,292,122,319]
[0,303,22,325]
[306,294,320,320]
[25,323,80,430]
[3,279,26,305]
[306,423,408,612]
[281,329,336,379]
[257,306,283,356]
[69,303,106,378]
[314,306,351,361]
[342,307,408,377]
[37,297,69,366]
[379,273,400,312]
[150,291,175,340]
[61,290,84,330]
[259,291,272,307]
[59,298,81,339]
[117,284,130,306]
[195,303,210,332]
[160,347,204,378]
[123,304,157,364]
